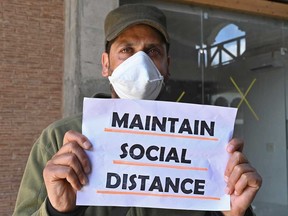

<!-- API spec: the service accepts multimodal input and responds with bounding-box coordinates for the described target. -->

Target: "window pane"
[202,9,288,215]
[120,0,288,214]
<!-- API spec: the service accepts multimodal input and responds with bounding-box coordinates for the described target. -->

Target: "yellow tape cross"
[176,91,186,102]
[230,77,259,121]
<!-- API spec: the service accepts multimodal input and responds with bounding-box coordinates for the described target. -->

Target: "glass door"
[120,0,288,214]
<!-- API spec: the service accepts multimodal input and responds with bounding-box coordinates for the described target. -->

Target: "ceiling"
[269,0,288,3]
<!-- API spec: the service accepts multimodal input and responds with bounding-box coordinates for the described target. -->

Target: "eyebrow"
[116,41,165,49]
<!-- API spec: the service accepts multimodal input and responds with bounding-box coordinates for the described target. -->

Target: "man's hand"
[43,130,92,212]
[222,138,262,216]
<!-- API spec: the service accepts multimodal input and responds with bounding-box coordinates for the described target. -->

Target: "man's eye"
[120,48,132,53]
[148,48,161,56]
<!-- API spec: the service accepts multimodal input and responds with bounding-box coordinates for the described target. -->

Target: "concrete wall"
[63,0,118,117]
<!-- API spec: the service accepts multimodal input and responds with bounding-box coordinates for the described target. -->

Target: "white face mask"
[108,51,164,100]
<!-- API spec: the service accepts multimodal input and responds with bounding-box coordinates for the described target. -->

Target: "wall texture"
[63,0,118,117]
[0,1,64,215]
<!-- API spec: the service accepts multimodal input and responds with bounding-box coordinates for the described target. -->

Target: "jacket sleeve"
[46,197,87,216]
[212,206,255,216]
[244,206,256,216]
[13,124,65,216]
[13,115,83,216]
[13,127,56,216]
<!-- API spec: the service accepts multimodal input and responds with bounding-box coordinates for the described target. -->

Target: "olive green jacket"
[13,114,255,216]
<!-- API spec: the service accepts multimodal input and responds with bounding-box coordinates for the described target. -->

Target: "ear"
[101,52,110,77]
[167,55,171,67]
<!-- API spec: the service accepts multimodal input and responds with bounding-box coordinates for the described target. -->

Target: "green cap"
[104,4,169,44]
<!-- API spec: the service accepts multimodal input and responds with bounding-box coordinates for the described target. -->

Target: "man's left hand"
[222,138,262,216]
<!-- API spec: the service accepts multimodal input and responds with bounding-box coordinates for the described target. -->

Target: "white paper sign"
[77,98,237,211]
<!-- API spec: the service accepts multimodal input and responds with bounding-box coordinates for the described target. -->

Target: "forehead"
[112,24,166,46]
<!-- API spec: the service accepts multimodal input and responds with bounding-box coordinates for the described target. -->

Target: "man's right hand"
[43,130,92,212]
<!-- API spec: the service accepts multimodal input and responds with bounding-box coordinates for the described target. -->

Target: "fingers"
[234,171,262,196]
[63,130,93,150]
[44,143,90,191]
[225,151,248,178]
[44,130,93,190]
[59,130,92,179]
[225,151,262,196]
[44,161,84,191]
[43,130,93,212]
[52,151,89,188]
[223,139,262,215]
[55,141,91,174]
[226,138,244,153]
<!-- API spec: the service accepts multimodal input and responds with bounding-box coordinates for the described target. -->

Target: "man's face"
[102,24,170,93]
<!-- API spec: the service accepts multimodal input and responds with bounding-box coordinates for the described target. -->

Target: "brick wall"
[0,1,64,215]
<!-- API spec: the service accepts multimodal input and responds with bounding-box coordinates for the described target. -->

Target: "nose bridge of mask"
[109,51,163,83]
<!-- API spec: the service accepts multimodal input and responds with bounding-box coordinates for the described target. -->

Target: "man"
[13,4,262,216]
